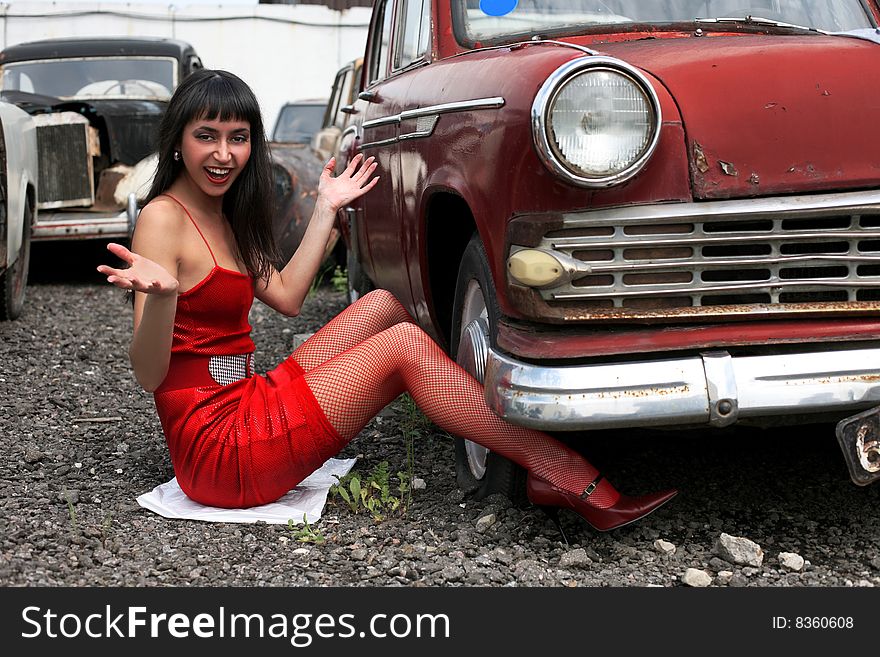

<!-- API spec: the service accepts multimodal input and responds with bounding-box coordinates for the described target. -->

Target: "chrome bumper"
[470,325,880,430]
[32,194,138,241]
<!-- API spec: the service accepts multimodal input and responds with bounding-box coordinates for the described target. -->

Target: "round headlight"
[532,57,661,188]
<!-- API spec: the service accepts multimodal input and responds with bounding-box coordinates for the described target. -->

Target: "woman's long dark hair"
[145,68,279,281]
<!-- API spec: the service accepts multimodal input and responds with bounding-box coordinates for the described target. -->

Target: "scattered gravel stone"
[411,477,426,490]
[778,552,805,572]
[24,447,43,463]
[716,570,734,585]
[682,568,712,587]
[559,548,593,570]
[714,533,764,567]
[654,539,676,555]
[476,513,496,533]
[58,489,79,505]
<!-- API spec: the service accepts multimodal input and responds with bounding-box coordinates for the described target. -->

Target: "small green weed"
[100,512,113,538]
[62,488,77,531]
[330,266,348,294]
[330,461,410,521]
[288,515,325,544]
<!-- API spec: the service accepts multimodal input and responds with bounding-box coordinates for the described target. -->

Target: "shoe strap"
[580,474,604,499]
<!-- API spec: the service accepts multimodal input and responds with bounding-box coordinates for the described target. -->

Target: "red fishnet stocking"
[301,290,620,508]
[292,287,412,371]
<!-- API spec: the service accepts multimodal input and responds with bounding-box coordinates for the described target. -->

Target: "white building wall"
[0,1,371,134]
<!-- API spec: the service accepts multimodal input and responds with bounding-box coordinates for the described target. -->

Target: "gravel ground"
[2,242,879,588]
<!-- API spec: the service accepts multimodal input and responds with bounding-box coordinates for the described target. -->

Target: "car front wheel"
[451,234,526,501]
[0,202,31,321]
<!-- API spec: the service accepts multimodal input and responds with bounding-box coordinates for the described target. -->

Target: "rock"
[713,532,764,567]
[682,568,712,587]
[559,548,593,569]
[24,447,43,463]
[716,570,734,585]
[411,477,426,490]
[58,489,79,505]
[654,539,676,555]
[513,559,549,585]
[476,513,496,533]
[292,333,314,349]
[778,552,805,572]
[871,556,880,571]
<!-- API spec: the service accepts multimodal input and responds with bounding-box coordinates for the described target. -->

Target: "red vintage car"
[340,0,880,497]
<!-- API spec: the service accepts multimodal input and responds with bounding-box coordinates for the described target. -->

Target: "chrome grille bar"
[535,190,880,309]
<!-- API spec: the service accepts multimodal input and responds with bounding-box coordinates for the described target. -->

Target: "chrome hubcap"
[455,279,490,480]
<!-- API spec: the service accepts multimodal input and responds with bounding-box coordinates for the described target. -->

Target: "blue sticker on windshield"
[480,0,518,17]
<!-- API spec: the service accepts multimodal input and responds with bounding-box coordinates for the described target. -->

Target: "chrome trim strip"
[583,254,880,274]
[553,279,880,301]
[483,346,880,430]
[556,189,880,225]
[400,97,505,120]
[551,230,880,250]
[362,96,505,129]
[360,136,400,150]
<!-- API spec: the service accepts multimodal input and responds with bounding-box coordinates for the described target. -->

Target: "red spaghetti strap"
[161,193,218,266]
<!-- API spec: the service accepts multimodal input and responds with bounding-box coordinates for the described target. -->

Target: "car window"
[273,104,325,143]
[394,0,431,70]
[323,68,347,129]
[0,57,177,100]
[369,0,395,84]
[453,0,874,43]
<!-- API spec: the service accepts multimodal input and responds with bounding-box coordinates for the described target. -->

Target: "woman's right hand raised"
[97,242,179,296]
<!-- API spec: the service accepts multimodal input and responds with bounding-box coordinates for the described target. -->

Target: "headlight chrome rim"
[531,56,662,188]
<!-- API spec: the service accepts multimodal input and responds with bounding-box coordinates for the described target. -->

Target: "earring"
[173,150,181,161]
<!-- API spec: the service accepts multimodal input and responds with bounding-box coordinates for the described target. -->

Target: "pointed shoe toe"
[526,474,677,532]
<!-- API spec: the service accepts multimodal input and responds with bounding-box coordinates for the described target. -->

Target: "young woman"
[97,69,676,532]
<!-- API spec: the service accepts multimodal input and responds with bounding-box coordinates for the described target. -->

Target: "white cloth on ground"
[136,458,356,524]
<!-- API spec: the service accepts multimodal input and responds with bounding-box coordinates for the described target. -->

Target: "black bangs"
[176,70,263,132]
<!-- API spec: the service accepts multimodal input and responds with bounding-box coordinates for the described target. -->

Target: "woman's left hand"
[317,154,379,213]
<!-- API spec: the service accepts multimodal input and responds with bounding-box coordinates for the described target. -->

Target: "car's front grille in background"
[539,192,880,315]
[34,112,94,210]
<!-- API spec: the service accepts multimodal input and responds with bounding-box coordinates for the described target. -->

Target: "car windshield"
[272,104,326,143]
[0,56,176,100]
[454,0,874,43]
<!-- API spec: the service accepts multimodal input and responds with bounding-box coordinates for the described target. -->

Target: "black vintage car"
[0,37,203,242]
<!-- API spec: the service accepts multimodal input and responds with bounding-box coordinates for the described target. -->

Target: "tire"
[451,234,527,502]
[0,202,31,321]
[346,242,374,304]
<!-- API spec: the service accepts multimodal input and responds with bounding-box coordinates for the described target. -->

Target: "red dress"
[151,195,344,508]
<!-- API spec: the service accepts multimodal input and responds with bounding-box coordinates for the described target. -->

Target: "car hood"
[70,98,166,166]
[600,33,880,199]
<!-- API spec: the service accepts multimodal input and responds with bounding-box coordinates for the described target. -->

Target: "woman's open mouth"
[205,167,232,184]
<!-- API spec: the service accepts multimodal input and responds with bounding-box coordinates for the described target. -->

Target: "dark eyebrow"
[192,125,250,134]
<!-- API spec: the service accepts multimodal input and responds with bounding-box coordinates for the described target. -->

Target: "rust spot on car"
[592,385,690,399]
[719,160,737,176]
[693,141,709,173]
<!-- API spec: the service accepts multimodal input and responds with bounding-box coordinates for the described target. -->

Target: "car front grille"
[34,113,94,210]
[536,191,880,316]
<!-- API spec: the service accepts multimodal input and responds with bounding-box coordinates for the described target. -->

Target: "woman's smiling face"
[178,116,252,197]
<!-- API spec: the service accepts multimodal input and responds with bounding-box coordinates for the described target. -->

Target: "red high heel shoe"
[527,473,677,535]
